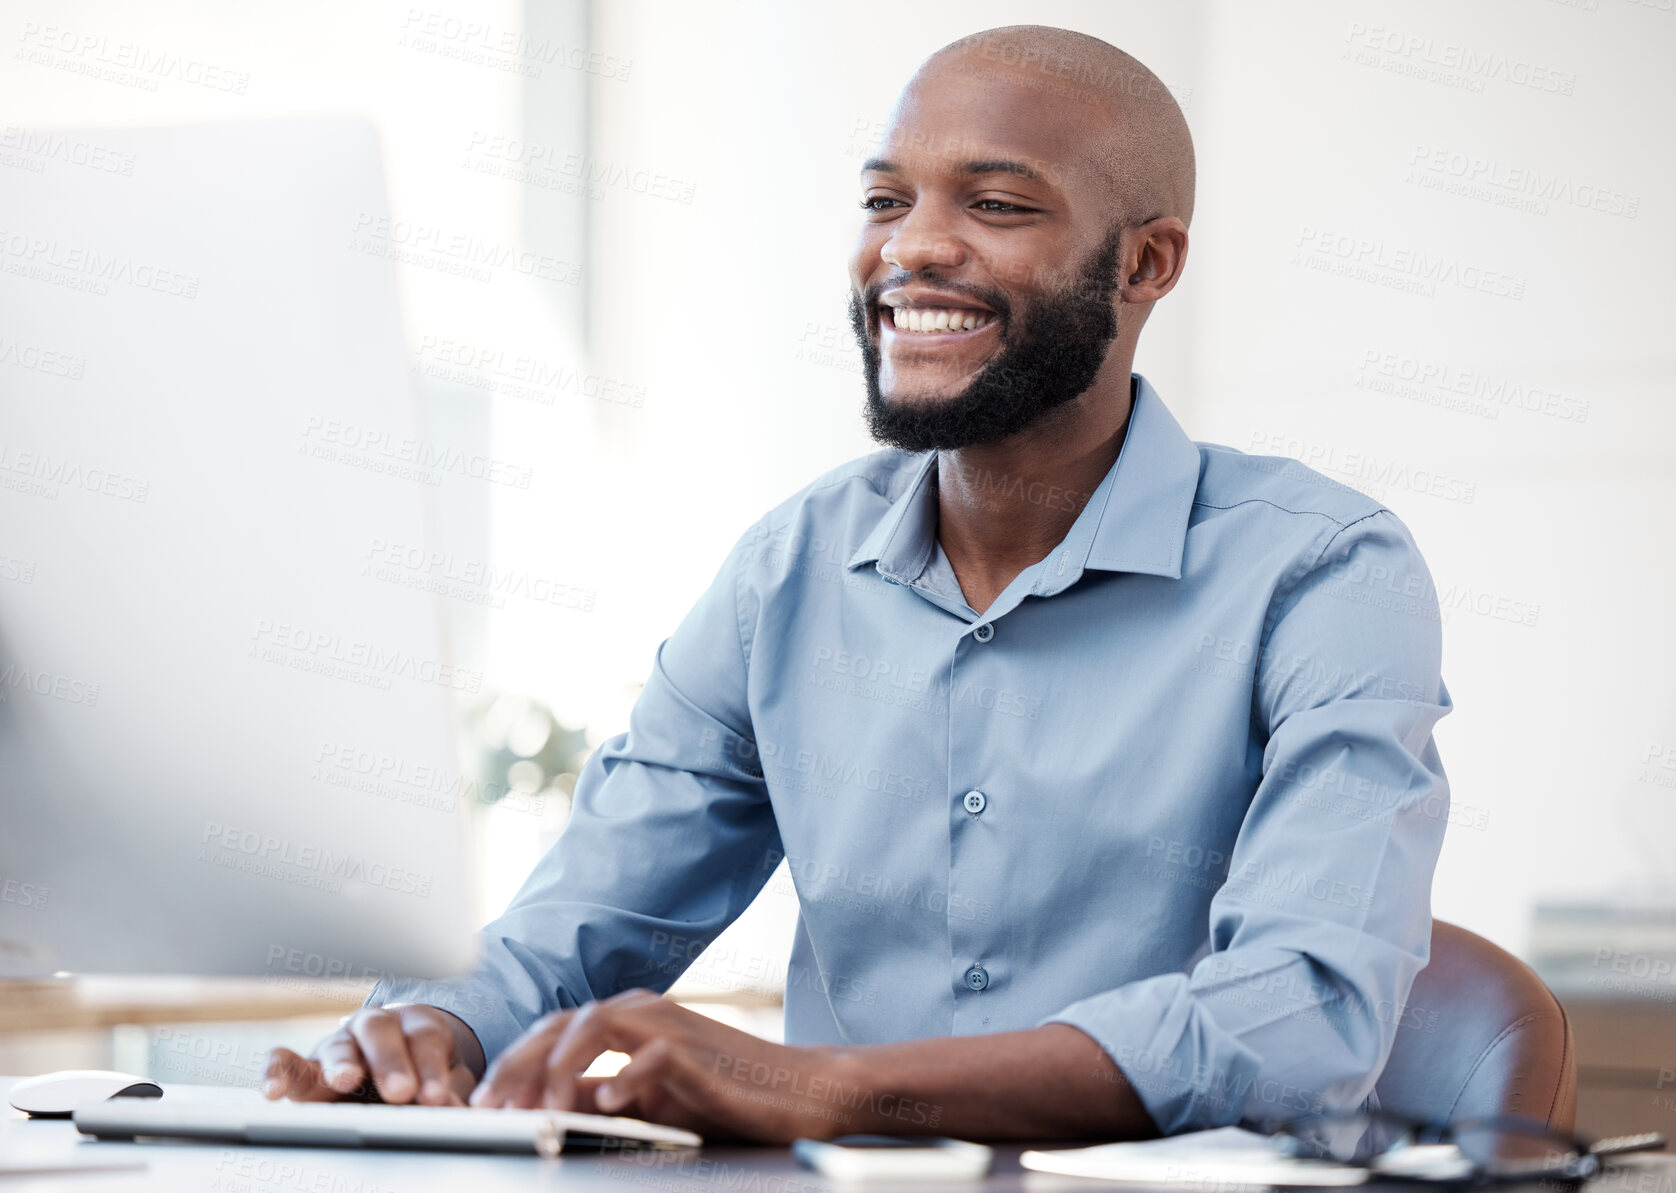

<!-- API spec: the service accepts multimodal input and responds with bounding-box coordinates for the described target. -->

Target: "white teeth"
[885,306,992,335]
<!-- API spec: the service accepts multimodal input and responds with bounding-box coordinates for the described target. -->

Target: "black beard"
[848,227,1123,452]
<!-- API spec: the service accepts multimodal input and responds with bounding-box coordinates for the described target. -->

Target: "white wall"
[1185,0,1676,951]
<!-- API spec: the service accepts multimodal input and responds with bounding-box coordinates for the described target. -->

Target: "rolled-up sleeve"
[1044,509,1450,1134]
[370,532,782,1064]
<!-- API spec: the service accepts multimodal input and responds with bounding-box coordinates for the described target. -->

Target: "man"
[264,25,1450,1143]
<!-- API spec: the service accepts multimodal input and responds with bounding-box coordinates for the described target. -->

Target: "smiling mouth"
[880,305,997,335]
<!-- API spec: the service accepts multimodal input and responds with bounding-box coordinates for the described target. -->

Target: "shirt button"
[973,623,995,643]
[963,790,987,815]
[964,965,989,992]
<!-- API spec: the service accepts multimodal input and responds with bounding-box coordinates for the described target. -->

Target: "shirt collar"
[846,374,1202,590]
[847,449,939,585]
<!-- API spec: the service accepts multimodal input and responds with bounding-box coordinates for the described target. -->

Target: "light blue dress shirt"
[373,375,1450,1134]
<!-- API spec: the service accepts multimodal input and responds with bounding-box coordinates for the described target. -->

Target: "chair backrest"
[1374,920,1576,1131]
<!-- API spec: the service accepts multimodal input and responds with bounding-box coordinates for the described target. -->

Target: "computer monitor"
[0,117,477,980]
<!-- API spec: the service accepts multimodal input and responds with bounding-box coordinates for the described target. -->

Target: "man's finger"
[260,1046,305,1098]
[602,1043,738,1139]
[565,1075,610,1115]
[593,1037,673,1115]
[471,1011,570,1109]
[315,1032,370,1095]
[543,1012,633,1112]
[261,1047,337,1102]
[653,1047,786,1142]
[347,1010,418,1103]
[401,1011,462,1106]
[536,992,660,1112]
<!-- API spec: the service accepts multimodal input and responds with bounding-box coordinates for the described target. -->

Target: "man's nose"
[880,205,967,273]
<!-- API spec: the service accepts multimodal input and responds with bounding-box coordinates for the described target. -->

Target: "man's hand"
[262,1004,484,1106]
[468,989,858,1143]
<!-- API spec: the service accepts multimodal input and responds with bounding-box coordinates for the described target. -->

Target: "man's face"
[847,56,1125,451]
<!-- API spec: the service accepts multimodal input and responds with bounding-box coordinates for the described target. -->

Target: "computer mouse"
[7,1070,163,1119]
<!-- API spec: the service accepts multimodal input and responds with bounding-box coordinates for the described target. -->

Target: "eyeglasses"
[1254,1109,1665,1186]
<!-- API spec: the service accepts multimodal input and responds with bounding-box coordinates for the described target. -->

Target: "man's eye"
[860,197,904,211]
[974,199,1030,213]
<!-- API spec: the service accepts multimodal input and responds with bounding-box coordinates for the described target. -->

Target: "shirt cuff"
[365,974,531,1069]
[1041,972,1263,1135]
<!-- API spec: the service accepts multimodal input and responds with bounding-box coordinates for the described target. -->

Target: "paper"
[1020,1126,1370,1188]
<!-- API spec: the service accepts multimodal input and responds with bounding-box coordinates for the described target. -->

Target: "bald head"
[850,25,1194,443]
[912,25,1195,232]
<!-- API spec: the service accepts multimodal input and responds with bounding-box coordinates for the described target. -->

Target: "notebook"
[1021,1126,1368,1187]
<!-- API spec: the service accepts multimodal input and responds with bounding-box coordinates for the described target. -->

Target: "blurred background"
[1,0,1673,1137]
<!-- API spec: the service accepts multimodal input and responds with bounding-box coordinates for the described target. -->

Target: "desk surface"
[0,978,366,1035]
[5,1079,1671,1193]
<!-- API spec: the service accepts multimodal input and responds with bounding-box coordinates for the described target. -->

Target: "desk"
[0,979,367,1036]
[0,981,780,1086]
[1562,997,1676,1139]
[6,1080,1676,1193]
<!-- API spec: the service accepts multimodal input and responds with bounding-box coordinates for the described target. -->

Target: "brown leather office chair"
[1374,920,1577,1131]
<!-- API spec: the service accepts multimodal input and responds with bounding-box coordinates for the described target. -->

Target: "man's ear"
[1123,217,1189,303]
